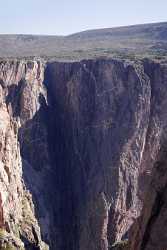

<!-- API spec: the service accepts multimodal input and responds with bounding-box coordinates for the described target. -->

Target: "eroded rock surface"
[128,61,167,250]
[129,143,167,250]
[44,59,151,250]
[0,60,48,250]
[0,58,167,250]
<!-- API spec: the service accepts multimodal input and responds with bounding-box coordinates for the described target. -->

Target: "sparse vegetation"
[0,229,15,250]
[0,229,7,240]
[0,22,167,61]
[110,239,129,250]
[0,243,16,250]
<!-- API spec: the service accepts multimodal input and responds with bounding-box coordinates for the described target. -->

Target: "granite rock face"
[128,61,167,250]
[129,144,167,250]
[0,60,48,249]
[44,60,151,250]
[0,58,167,250]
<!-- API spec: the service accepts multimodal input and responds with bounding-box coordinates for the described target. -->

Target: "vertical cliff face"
[129,61,167,250]
[44,60,151,250]
[0,58,167,250]
[0,60,49,249]
[129,144,167,250]
[137,60,167,201]
[0,193,4,228]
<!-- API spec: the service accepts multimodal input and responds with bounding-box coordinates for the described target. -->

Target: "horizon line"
[0,20,166,37]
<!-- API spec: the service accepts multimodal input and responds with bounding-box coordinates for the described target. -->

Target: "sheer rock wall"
[0,59,166,250]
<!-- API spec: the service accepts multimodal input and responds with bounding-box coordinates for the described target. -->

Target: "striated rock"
[0,58,167,250]
[0,60,49,250]
[128,60,167,250]
[0,193,4,229]
[44,59,151,250]
[129,143,167,250]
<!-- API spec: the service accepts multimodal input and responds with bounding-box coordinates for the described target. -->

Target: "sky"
[0,0,166,35]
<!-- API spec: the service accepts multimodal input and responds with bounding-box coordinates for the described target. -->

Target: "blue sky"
[0,0,166,35]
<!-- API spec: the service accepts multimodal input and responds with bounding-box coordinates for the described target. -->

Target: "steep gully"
[0,59,167,250]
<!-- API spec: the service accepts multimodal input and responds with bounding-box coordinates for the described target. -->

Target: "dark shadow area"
[20,234,40,250]
[18,84,80,249]
[6,79,25,117]
[43,64,81,250]
[43,61,142,250]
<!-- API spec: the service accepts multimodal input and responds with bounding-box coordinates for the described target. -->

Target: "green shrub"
[0,229,16,250]
[0,229,7,240]
[0,243,16,250]
[110,239,129,249]
[0,244,16,250]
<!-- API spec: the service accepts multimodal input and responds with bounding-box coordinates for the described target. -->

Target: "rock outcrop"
[0,58,167,250]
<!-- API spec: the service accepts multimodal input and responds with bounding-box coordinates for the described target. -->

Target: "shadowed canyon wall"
[0,59,167,249]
